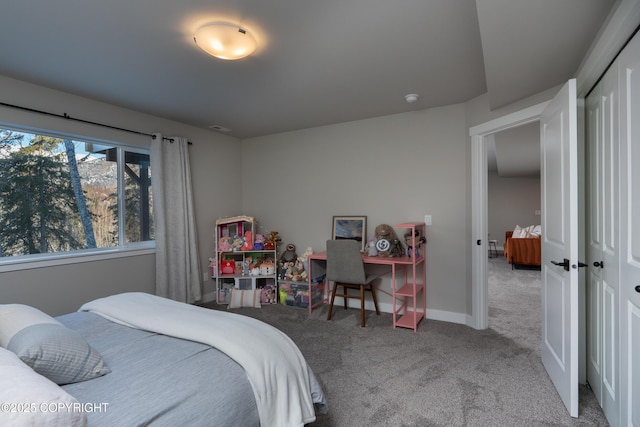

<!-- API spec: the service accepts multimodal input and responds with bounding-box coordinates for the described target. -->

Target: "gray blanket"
[58,312,259,426]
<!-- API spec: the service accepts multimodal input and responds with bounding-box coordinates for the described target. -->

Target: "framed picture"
[332,216,367,251]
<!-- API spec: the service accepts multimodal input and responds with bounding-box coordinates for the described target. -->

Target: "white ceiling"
[0,0,615,146]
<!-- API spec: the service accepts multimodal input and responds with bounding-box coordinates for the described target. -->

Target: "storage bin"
[278,281,323,309]
[234,277,256,290]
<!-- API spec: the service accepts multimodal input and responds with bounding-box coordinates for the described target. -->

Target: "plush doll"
[262,285,276,304]
[264,231,281,250]
[298,247,313,274]
[218,236,232,251]
[221,259,235,274]
[404,230,427,257]
[253,233,266,250]
[293,259,308,282]
[240,230,253,251]
[366,236,378,256]
[374,224,405,257]
[279,243,298,266]
[230,236,243,251]
[283,261,295,280]
[260,258,276,275]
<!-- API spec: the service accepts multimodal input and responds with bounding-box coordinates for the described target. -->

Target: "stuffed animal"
[404,230,427,257]
[374,224,405,257]
[366,236,378,256]
[261,285,277,304]
[298,246,313,273]
[260,259,276,275]
[293,259,308,282]
[264,231,281,250]
[299,246,313,261]
[240,230,253,251]
[218,236,232,251]
[221,259,235,274]
[279,243,298,266]
[253,234,266,250]
[230,236,243,251]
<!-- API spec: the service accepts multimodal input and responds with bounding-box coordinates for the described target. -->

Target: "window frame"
[0,124,155,272]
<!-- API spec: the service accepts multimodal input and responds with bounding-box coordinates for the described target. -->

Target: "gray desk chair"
[326,239,385,327]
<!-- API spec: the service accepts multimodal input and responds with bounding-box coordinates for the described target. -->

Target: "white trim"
[426,308,468,325]
[331,300,468,326]
[469,102,549,137]
[469,102,549,330]
[0,243,155,273]
[576,0,640,97]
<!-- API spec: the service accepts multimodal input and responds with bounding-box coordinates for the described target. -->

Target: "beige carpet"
[204,256,608,426]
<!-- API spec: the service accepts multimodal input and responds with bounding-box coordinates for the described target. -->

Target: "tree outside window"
[0,127,153,258]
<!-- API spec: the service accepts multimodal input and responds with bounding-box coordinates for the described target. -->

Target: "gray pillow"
[0,304,110,385]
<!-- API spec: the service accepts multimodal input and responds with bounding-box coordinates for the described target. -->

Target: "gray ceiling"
[487,122,540,177]
[0,0,615,149]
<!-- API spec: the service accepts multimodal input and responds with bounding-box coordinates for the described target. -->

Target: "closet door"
[586,60,620,426]
[618,32,640,427]
[586,81,604,407]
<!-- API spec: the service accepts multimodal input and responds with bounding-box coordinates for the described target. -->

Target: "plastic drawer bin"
[279,281,323,309]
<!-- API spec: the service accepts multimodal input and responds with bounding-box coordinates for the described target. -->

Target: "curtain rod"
[0,101,192,145]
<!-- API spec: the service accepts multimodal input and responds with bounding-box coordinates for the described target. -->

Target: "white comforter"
[80,292,316,427]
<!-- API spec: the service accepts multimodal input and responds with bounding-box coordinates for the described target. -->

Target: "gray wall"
[488,171,541,249]
[0,75,242,315]
[0,73,554,322]
[242,105,470,320]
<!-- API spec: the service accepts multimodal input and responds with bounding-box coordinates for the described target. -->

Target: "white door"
[619,33,640,427]
[586,80,604,408]
[586,62,620,426]
[540,79,579,417]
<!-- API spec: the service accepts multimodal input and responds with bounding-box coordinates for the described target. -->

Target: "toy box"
[278,280,323,309]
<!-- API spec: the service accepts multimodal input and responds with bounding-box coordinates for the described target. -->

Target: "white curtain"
[150,134,202,303]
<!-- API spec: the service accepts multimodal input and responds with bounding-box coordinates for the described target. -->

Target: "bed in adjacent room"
[0,292,326,427]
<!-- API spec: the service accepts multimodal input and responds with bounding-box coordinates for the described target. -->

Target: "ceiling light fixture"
[405,94,420,104]
[194,22,257,60]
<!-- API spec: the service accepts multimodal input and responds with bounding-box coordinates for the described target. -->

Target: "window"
[0,126,153,261]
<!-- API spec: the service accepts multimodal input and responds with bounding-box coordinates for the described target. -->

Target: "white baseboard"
[346,300,468,326]
[201,291,469,327]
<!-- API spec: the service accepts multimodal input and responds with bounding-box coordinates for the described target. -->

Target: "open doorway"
[469,101,549,330]
[486,122,542,347]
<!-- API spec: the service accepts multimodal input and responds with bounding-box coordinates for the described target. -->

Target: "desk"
[307,251,426,331]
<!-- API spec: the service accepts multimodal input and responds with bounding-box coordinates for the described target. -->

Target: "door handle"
[573,262,588,269]
[593,261,604,268]
[635,285,640,294]
[551,258,570,271]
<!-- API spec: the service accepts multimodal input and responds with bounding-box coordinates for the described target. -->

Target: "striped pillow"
[227,289,262,309]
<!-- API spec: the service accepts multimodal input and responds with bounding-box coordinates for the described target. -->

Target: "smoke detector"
[209,124,231,132]
[405,94,420,104]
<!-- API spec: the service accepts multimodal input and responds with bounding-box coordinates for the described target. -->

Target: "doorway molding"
[467,0,640,332]
[468,101,549,330]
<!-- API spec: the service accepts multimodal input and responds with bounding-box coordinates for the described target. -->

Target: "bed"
[504,228,541,269]
[0,292,326,427]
